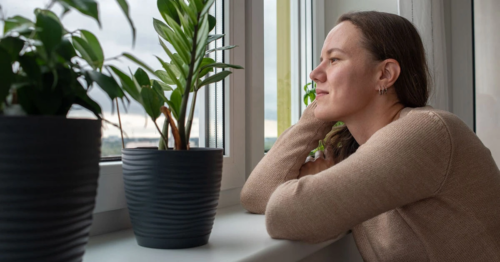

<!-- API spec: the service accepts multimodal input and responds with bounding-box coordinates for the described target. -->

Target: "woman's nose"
[309,64,326,83]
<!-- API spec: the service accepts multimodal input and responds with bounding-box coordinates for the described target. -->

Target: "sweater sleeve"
[265,110,452,243]
[240,100,337,214]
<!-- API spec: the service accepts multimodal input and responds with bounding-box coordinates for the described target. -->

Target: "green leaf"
[58,0,101,27]
[168,87,182,120]
[87,70,124,100]
[155,70,175,85]
[18,84,63,115]
[303,82,311,92]
[3,16,34,35]
[208,14,216,33]
[152,80,169,101]
[72,36,99,70]
[178,0,197,24]
[196,57,215,78]
[153,17,172,41]
[198,70,232,89]
[310,92,316,101]
[36,12,63,57]
[189,0,198,14]
[157,0,180,25]
[141,87,162,120]
[153,79,173,91]
[158,37,186,79]
[196,14,209,45]
[207,34,224,44]
[0,37,25,61]
[192,0,204,16]
[122,52,156,75]
[195,15,209,59]
[164,15,191,53]
[109,65,141,102]
[156,55,183,92]
[200,0,215,17]
[199,57,216,67]
[0,47,13,102]
[161,17,191,64]
[74,86,102,117]
[176,8,194,39]
[129,67,144,102]
[80,30,104,69]
[115,0,137,46]
[34,9,62,24]
[206,45,237,54]
[134,68,151,88]
[18,54,42,85]
[56,38,78,61]
[200,62,243,71]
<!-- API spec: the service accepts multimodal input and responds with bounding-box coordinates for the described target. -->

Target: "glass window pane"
[0,0,230,158]
[206,0,225,149]
[264,0,314,152]
[264,0,278,152]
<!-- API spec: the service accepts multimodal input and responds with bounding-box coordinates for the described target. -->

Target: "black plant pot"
[122,147,223,249]
[0,116,101,262]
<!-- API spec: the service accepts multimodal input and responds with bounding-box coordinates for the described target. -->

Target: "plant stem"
[185,84,198,142]
[115,99,125,149]
[178,14,202,150]
[158,118,169,150]
[153,119,168,150]
[161,106,182,150]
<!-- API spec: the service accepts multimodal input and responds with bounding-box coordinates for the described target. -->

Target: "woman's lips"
[316,89,329,98]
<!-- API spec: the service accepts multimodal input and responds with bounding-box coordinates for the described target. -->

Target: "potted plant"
[0,1,135,261]
[111,0,243,249]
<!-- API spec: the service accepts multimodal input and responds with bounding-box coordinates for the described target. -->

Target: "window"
[264,0,316,152]
[0,0,227,159]
[2,1,246,215]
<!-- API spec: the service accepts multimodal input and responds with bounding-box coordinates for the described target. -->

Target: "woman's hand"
[298,149,335,178]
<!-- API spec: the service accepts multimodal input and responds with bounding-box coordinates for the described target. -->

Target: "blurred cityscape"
[101,136,200,157]
[101,136,278,157]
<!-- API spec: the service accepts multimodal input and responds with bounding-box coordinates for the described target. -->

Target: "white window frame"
[94,0,246,214]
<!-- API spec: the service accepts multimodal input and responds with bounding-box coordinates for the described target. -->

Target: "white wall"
[324,0,398,36]
[474,0,500,166]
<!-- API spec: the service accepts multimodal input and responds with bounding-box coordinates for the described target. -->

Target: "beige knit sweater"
[240,100,500,261]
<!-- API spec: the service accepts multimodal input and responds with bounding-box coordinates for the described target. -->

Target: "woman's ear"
[379,58,401,88]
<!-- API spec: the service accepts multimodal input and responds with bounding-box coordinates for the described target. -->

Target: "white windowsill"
[83,204,344,262]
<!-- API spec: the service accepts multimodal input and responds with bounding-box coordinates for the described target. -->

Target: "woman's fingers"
[315,150,325,160]
[305,150,325,164]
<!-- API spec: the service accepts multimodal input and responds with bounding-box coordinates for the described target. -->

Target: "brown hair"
[325,11,431,164]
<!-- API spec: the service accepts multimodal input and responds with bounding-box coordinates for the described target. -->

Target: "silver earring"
[383,86,388,94]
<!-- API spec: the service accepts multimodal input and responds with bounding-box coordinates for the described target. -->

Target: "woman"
[240,11,500,261]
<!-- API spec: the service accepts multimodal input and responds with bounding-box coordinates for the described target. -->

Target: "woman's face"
[310,21,379,122]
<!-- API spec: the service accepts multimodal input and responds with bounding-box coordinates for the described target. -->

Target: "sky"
[0,0,279,139]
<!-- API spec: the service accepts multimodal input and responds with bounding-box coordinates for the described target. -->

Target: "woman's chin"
[313,107,336,122]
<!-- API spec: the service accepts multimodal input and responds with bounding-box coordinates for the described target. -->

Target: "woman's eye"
[329,58,338,64]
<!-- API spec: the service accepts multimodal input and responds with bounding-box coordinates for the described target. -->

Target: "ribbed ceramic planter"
[0,116,101,262]
[122,147,223,249]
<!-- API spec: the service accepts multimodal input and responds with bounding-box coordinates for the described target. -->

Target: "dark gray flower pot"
[0,116,101,262]
[122,147,223,249]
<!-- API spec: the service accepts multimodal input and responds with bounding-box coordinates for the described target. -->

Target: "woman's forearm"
[240,101,336,214]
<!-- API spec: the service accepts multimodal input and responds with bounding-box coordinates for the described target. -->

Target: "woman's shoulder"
[400,105,470,132]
